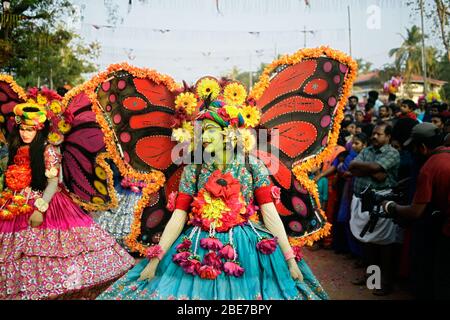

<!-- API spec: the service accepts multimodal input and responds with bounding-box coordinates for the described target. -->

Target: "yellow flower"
[241,105,261,128]
[222,127,237,143]
[172,127,192,143]
[202,192,229,220]
[0,115,4,123]
[175,92,197,115]
[223,82,247,106]
[196,78,221,100]
[182,120,194,134]
[36,94,48,106]
[50,101,62,114]
[48,132,63,145]
[224,105,240,119]
[237,128,256,152]
[57,119,71,134]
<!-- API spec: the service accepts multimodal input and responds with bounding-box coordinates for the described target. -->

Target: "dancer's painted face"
[19,125,37,144]
[201,119,223,154]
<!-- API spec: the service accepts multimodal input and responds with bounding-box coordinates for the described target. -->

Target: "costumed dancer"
[0,91,134,299]
[91,164,143,250]
[98,78,328,300]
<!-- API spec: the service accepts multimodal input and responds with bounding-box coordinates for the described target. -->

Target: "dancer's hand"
[28,210,44,228]
[138,258,159,281]
[287,259,304,282]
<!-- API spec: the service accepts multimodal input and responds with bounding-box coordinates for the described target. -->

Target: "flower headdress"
[13,87,73,145]
[171,77,261,152]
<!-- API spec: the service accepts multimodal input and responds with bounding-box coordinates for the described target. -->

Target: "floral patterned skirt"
[92,187,141,250]
[0,191,134,300]
[97,224,328,300]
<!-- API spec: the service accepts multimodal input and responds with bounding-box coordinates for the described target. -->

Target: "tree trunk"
[435,0,450,62]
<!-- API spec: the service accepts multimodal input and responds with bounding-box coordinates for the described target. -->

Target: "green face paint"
[201,119,223,155]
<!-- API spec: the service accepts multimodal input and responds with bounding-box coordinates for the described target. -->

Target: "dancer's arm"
[29,145,61,228]
[139,209,187,281]
[260,202,303,282]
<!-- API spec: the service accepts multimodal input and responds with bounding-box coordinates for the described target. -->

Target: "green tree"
[223,63,268,90]
[0,0,100,89]
[355,58,374,74]
[389,25,439,84]
[436,53,450,101]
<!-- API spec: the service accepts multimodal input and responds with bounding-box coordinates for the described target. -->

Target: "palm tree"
[389,25,438,87]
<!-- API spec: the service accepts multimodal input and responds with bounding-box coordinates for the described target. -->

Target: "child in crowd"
[400,99,418,121]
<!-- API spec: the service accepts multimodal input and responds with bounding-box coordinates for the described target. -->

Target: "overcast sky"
[69,0,435,84]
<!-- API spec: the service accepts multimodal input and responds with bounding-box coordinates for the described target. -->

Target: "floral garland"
[0,74,28,101]
[189,170,248,233]
[249,46,358,247]
[0,147,35,220]
[166,171,279,279]
[171,78,261,153]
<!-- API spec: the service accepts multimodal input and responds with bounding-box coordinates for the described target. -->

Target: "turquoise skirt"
[97,224,328,300]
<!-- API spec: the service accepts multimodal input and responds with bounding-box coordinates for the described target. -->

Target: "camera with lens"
[358,179,410,238]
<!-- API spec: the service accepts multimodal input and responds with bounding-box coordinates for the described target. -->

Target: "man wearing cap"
[348,121,401,296]
[383,122,449,299]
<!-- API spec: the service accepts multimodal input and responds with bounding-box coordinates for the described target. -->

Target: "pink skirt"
[0,190,134,299]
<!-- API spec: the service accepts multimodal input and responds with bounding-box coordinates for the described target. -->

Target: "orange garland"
[249,46,358,247]
[0,74,28,102]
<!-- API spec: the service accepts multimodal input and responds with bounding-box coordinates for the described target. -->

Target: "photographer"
[348,121,400,296]
[382,123,450,299]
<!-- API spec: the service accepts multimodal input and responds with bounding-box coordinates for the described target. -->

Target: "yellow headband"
[13,102,47,130]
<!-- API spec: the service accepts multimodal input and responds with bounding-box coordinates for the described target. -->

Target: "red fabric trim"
[175,192,193,212]
[254,185,274,205]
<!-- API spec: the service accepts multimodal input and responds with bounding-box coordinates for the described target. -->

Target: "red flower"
[218,244,236,260]
[200,237,223,251]
[244,200,259,219]
[175,237,192,252]
[292,245,304,262]
[166,191,178,212]
[180,257,201,275]
[145,245,163,260]
[256,237,278,255]
[204,170,241,200]
[5,164,32,191]
[40,86,62,101]
[271,186,281,204]
[223,261,244,277]
[27,87,39,99]
[202,251,223,270]
[172,251,191,265]
[171,108,188,128]
[198,265,221,280]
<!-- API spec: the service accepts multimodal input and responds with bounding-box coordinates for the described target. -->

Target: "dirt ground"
[302,247,414,300]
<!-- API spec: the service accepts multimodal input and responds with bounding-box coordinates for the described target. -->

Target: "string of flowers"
[0,74,28,101]
[249,46,358,247]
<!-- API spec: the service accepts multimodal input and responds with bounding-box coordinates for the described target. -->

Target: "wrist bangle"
[284,250,296,261]
[145,244,165,260]
[34,198,49,212]
[384,201,395,215]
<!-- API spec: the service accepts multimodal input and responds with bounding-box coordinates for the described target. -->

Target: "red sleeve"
[254,185,274,205]
[175,192,193,212]
[412,165,433,205]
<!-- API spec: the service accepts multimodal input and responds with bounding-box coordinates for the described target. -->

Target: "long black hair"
[7,121,50,191]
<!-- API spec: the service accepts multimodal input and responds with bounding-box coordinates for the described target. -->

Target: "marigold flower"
[223,82,247,106]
